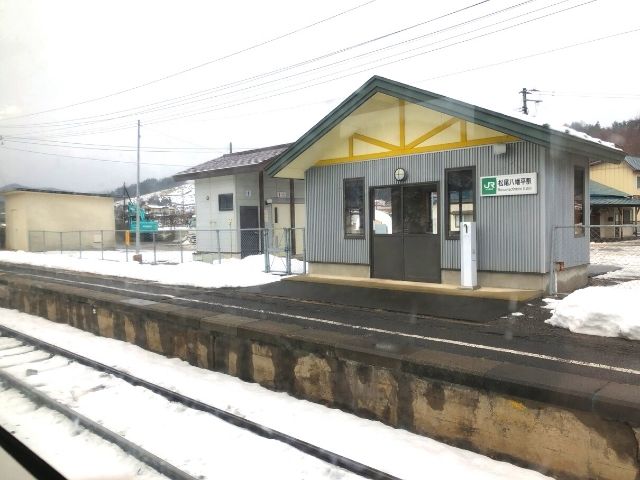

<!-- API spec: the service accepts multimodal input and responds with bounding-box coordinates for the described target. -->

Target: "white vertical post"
[460,222,478,289]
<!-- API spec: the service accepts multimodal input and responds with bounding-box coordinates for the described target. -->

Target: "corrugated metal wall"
[545,149,590,269]
[306,141,549,273]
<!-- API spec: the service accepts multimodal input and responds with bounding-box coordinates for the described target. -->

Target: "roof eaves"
[267,76,625,176]
[173,162,267,181]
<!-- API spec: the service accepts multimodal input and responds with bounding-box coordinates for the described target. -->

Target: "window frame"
[574,166,585,237]
[444,166,476,240]
[636,175,640,189]
[218,193,233,212]
[343,177,366,239]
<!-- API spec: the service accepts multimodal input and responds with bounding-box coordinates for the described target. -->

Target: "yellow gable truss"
[291,93,519,172]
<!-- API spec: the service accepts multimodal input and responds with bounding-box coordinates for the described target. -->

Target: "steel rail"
[0,367,198,480]
[0,324,402,480]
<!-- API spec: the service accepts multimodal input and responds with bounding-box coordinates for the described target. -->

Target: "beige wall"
[4,192,115,251]
[591,162,640,196]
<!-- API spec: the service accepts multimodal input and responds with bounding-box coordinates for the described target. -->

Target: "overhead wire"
[0,0,379,122]
[140,0,599,126]
[0,0,493,132]
[6,0,580,139]
[0,145,205,167]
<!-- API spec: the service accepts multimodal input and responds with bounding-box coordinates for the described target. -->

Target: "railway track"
[0,324,401,480]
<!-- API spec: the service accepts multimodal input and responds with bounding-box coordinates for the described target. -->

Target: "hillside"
[569,117,640,155]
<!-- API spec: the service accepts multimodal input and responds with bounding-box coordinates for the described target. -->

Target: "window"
[218,193,233,211]
[574,167,585,236]
[344,178,365,237]
[636,176,640,189]
[623,209,631,224]
[274,207,279,224]
[445,168,475,239]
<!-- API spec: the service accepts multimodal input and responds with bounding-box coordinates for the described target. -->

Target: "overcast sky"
[1,0,640,193]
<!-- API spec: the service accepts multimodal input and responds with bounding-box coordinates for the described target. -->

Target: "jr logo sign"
[481,177,497,196]
[480,173,537,197]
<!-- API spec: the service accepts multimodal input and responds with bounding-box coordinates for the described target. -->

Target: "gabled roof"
[267,76,625,177]
[174,143,291,181]
[590,180,629,198]
[589,180,640,207]
[625,156,640,171]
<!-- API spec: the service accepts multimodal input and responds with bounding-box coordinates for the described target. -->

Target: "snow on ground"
[0,250,303,288]
[545,241,640,340]
[138,181,195,208]
[0,388,166,480]
[0,308,551,480]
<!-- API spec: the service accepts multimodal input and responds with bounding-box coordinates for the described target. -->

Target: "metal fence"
[25,227,306,275]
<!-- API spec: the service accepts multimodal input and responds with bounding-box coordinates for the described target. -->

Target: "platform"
[283,274,542,301]
[244,274,543,322]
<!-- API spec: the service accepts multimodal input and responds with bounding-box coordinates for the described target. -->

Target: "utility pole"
[229,141,233,154]
[135,120,141,254]
[520,88,541,115]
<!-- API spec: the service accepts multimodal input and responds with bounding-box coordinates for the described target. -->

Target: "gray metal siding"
[545,149,590,268]
[306,142,547,273]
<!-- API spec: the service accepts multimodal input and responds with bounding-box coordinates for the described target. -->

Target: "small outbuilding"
[3,188,116,251]
[266,76,626,293]
[174,144,305,260]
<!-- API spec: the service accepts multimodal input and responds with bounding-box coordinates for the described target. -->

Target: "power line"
[0,0,493,132]
[1,137,235,152]
[0,145,195,167]
[0,1,379,122]
[6,0,575,137]
[418,25,640,83]
[2,1,618,149]
[141,0,599,126]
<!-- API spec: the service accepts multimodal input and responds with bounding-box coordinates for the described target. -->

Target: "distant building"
[174,145,305,260]
[591,156,640,197]
[2,189,115,251]
[590,180,640,240]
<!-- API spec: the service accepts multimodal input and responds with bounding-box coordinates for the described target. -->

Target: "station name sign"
[481,172,537,196]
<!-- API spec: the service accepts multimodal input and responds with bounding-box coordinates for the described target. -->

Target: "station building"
[266,76,625,293]
[174,145,305,259]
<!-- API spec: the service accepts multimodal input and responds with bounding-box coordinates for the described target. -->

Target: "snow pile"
[545,280,640,340]
[0,308,550,480]
[0,250,304,288]
[590,241,640,280]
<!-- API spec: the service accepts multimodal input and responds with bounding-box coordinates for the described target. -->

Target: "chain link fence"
[25,227,306,275]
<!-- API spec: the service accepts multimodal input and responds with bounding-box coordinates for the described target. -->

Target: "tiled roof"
[174,143,291,180]
[625,156,640,171]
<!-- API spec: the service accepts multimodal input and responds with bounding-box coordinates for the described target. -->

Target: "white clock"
[394,167,407,182]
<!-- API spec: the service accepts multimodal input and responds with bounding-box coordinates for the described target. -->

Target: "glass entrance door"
[371,183,440,282]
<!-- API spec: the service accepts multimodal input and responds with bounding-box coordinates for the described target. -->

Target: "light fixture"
[492,144,507,156]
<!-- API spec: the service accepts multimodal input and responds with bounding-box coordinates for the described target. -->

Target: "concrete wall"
[4,192,115,251]
[1,276,637,480]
